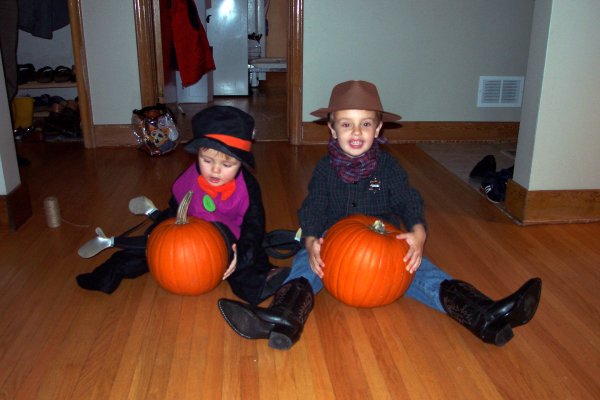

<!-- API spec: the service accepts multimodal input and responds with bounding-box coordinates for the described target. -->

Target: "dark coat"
[224,168,273,305]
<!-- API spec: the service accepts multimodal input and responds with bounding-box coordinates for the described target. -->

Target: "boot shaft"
[440,279,495,328]
[440,279,514,346]
[269,277,314,326]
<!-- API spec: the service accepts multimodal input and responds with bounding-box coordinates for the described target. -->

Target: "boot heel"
[268,324,296,350]
[481,321,514,346]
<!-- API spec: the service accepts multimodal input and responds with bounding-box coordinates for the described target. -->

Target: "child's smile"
[348,139,365,149]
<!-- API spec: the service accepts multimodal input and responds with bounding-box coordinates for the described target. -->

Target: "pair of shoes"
[44,102,81,138]
[17,64,36,84]
[34,66,74,84]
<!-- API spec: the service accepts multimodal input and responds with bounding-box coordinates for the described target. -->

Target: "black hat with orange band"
[184,106,255,168]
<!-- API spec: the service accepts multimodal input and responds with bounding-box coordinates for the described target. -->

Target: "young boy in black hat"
[77,106,289,305]
[217,81,542,350]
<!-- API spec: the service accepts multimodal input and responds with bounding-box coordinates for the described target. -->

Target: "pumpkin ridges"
[359,237,387,307]
[377,235,400,305]
[349,230,374,306]
[325,221,356,302]
[342,230,366,305]
[183,220,226,292]
[197,227,227,287]
[350,220,388,307]
[363,236,388,306]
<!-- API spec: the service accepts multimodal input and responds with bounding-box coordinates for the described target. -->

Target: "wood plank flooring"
[1,140,600,399]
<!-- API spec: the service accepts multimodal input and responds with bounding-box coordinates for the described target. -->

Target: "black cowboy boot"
[439,278,542,346]
[217,277,314,350]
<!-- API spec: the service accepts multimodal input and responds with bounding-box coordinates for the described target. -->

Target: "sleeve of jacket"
[298,157,331,237]
[235,168,267,270]
[384,154,427,232]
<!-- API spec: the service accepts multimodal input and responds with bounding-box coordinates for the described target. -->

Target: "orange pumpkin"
[321,214,414,308]
[146,191,228,295]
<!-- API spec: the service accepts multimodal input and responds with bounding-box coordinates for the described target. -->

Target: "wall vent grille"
[477,76,524,107]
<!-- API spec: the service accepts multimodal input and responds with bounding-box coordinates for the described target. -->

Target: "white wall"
[303,0,534,122]
[0,57,21,195]
[81,0,141,124]
[515,0,600,191]
[17,25,74,68]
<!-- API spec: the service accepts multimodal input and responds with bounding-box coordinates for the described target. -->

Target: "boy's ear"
[375,120,383,137]
[328,122,337,139]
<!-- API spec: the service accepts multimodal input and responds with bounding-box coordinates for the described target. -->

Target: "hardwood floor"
[2,139,600,399]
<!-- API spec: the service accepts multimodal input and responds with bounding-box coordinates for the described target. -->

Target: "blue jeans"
[284,248,452,313]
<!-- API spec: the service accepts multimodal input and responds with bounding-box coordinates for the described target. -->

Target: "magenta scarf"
[328,137,385,183]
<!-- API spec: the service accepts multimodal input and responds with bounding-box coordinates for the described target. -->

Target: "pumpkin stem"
[371,219,387,234]
[176,191,193,224]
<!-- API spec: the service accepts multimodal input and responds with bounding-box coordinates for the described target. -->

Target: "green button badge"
[202,194,216,212]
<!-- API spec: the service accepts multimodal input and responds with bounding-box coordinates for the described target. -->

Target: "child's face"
[198,148,241,187]
[328,109,383,158]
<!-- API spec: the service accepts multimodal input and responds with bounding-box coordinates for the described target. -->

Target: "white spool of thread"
[44,196,61,228]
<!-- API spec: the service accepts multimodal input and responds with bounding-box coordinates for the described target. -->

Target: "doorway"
[133,0,304,144]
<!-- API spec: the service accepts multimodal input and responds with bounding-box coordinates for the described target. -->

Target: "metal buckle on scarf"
[369,177,381,193]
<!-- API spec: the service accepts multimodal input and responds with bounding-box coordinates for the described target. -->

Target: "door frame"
[67,0,93,148]
[132,0,304,144]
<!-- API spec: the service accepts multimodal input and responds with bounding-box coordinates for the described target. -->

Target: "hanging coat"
[18,0,70,39]
[171,0,216,87]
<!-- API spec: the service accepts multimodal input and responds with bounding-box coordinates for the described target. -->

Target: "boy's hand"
[222,244,237,280]
[396,224,426,274]
[305,236,325,278]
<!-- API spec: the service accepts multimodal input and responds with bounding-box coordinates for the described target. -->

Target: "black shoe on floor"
[480,177,506,203]
[469,155,496,179]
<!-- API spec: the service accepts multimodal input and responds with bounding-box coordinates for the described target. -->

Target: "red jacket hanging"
[171,0,216,87]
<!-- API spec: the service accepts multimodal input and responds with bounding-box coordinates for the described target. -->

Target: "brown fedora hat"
[310,80,401,122]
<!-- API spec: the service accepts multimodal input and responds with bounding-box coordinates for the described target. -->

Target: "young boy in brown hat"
[218,80,542,350]
[77,106,289,305]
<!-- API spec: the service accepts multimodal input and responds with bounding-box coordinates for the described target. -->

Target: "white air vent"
[477,76,524,107]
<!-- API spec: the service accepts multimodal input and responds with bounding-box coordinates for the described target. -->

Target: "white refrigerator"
[206,0,249,96]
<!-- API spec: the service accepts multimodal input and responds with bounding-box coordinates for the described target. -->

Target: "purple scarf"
[328,137,385,183]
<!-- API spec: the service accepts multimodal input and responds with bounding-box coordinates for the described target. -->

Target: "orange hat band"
[205,133,252,152]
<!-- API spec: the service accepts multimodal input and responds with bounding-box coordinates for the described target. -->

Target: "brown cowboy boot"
[218,277,314,350]
[440,278,542,346]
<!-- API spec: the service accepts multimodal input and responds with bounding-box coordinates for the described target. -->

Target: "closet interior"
[14,2,82,144]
